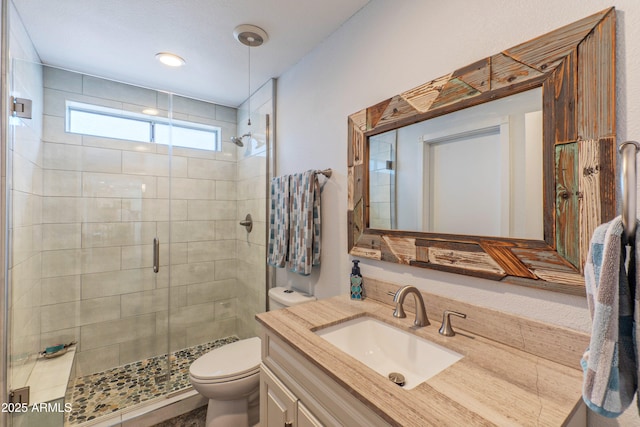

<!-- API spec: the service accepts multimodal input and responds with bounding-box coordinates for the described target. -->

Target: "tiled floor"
[152,406,206,427]
[64,336,238,426]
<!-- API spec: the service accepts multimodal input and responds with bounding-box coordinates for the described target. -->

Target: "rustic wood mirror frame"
[347,8,616,296]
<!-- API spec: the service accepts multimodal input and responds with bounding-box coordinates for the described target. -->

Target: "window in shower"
[66,101,221,151]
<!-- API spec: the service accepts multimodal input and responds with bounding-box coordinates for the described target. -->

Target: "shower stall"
[1,3,273,425]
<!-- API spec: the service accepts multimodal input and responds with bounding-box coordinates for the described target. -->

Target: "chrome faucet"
[392,286,429,327]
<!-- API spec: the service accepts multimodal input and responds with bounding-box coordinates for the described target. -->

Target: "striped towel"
[288,170,321,275]
[582,216,639,417]
[267,175,290,268]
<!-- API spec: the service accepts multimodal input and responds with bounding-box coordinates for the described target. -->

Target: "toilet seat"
[189,337,261,383]
[190,366,260,384]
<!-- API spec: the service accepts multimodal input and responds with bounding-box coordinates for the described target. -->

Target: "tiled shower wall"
[39,67,241,376]
[235,80,273,338]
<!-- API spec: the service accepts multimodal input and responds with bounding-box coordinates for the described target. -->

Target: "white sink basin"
[315,316,463,389]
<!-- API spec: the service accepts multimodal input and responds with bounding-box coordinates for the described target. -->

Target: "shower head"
[230,132,252,147]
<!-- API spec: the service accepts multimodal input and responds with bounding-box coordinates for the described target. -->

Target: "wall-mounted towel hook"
[619,141,640,244]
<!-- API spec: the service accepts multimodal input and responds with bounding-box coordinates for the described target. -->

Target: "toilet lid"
[189,337,261,381]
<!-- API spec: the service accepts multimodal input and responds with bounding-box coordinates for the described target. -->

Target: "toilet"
[189,286,316,427]
[267,286,318,310]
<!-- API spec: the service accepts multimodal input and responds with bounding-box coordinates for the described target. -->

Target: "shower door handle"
[153,238,160,273]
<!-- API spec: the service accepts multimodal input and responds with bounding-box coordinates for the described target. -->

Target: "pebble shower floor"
[64,336,239,425]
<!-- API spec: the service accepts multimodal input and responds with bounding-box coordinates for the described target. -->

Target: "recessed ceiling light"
[142,108,159,115]
[155,52,185,67]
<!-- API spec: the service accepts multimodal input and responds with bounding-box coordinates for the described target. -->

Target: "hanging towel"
[582,216,639,417]
[267,175,290,268]
[288,170,321,275]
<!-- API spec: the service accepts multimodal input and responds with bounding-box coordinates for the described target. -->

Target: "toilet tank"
[268,286,317,310]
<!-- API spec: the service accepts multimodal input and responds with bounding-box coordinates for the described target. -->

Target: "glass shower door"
[7,57,51,427]
[54,75,174,422]
[7,62,173,425]
[6,59,250,427]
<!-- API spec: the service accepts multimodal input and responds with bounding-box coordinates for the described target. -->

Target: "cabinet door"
[261,366,297,427]
[298,402,324,427]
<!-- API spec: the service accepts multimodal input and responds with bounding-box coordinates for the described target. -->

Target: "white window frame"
[65,101,221,151]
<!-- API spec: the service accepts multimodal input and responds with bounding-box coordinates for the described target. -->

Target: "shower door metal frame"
[1,0,9,424]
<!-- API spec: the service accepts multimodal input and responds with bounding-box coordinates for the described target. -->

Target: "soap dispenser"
[350,259,364,300]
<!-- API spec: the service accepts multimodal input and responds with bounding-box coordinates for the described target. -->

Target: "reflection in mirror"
[369,87,543,239]
[369,132,397,229]
[349,8,616,294]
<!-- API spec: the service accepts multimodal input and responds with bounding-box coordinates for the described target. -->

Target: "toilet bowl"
[189,287,316,427]
[189,337,261,427]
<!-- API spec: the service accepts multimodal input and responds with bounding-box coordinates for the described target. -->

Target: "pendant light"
[233,25,269,126]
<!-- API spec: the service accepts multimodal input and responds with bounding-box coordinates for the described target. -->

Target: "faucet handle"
[392,290,407,319]
[439,310,466,336]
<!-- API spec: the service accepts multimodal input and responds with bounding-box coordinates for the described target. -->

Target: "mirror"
[369,87,543,239]
[348,8,616,295]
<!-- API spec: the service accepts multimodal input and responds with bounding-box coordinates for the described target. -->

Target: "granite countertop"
[256,295,584,426]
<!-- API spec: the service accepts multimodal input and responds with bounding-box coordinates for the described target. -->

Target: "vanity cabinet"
[297,403,323,427]
[257,294,590,426]
[261,365,296,427]
[260,366,323,427]
[259,328,390,427]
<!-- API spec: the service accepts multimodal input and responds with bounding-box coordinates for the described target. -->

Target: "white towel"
[582,216,640,417]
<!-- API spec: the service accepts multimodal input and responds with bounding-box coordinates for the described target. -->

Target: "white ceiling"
[12,0,369,107]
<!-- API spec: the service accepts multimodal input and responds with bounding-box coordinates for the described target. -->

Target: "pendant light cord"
[247,42,251,126]
[232,25,268,128]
